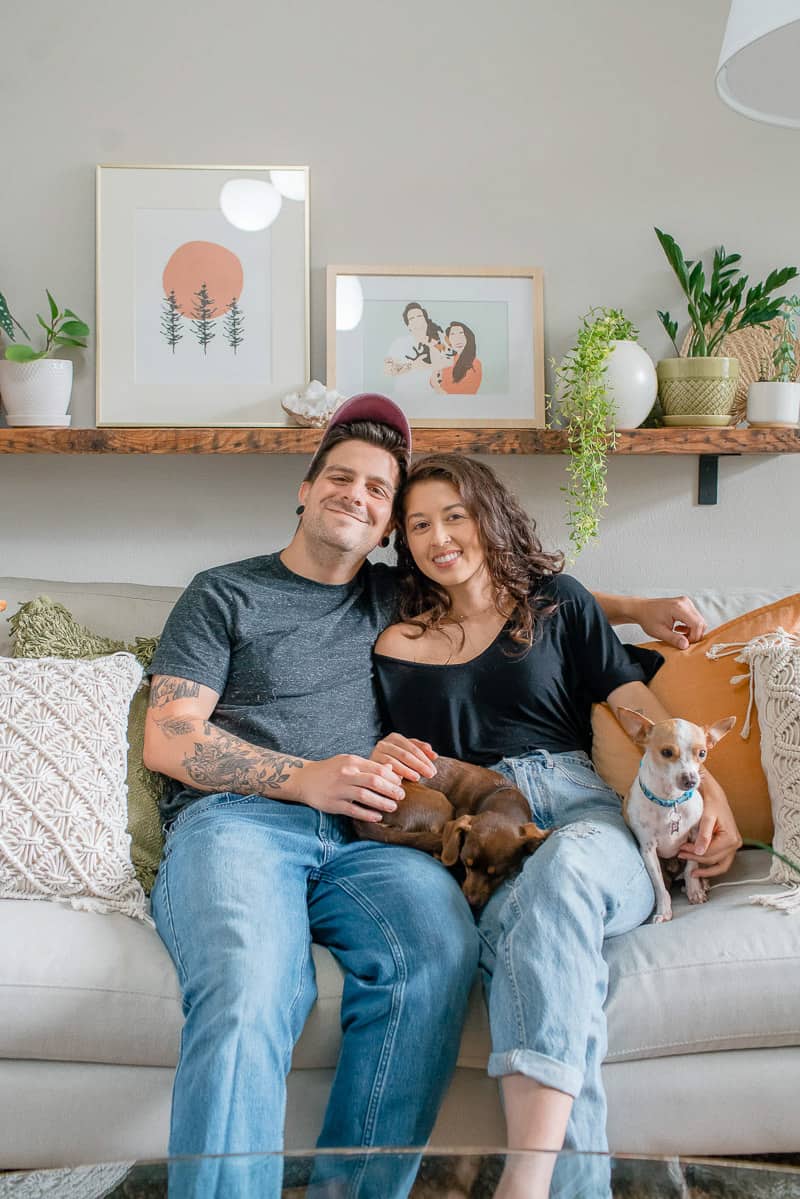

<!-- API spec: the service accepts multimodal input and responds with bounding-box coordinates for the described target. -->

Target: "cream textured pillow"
[709,629,800,912]
[0,653,148,922]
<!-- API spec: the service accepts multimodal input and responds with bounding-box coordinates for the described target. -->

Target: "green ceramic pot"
[656,357,739,426]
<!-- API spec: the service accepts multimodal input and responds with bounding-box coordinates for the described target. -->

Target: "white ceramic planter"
[604,340,658,429]
[746,381,800,428]
[551,340,658,430]
[0,358,73,426]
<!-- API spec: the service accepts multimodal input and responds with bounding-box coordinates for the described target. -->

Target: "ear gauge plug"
[296,505,305,516]
[380,536,390,548]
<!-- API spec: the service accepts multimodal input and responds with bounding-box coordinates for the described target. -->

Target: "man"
[384,302,450,400]
[144,393,738,1198]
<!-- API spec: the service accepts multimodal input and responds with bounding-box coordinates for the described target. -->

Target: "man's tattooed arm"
[145,675,305,798]
[149,676,202,709]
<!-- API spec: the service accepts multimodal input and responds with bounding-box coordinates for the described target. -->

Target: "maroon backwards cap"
[324,392,412,448]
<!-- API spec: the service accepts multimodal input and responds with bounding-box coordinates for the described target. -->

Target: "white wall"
[2,0,798,593]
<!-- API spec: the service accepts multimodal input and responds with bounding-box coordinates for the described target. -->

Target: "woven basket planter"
[656,357,739,425]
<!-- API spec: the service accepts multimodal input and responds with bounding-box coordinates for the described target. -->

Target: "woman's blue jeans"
[482,750,656,1199]
[150,792,479,1199]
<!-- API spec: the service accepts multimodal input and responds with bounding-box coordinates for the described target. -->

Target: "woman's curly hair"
[394,454,564,648]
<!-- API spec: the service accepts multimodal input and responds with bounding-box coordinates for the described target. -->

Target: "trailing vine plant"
[554,307,638,557]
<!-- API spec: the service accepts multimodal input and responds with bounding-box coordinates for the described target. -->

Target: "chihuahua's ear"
[441,815,472,866]
[706,715,736,748]
[521,822,549,854]
[616,706,655,746]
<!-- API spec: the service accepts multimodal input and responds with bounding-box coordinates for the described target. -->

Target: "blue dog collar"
[638,761,695,809]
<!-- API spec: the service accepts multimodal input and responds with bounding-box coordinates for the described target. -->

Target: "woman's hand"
[633,595,708,649]
[678,772,742,877]
[371,732,438,782]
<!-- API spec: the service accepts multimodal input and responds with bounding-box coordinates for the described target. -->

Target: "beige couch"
[1,577,799,1170]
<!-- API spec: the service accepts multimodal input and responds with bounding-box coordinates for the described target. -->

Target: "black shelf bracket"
[697,453,742,505]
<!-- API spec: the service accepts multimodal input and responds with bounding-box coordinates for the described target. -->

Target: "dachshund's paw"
[652,909,672,924]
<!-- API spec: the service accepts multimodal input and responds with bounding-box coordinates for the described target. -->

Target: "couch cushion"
[604,850,800,1063]
[0,578,182,657]
[593,593,800,842]
[9,595,165,895]
[0,899,182,1067]
[2,852,796,1074]
[0,654,148,921]
[0,898,489,1072]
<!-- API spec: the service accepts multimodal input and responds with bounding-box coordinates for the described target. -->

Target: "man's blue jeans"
[151,792,479,1198]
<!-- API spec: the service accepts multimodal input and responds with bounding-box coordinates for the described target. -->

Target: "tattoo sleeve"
[149,677,202,709]
[181,724,304,794]
[148,678,304,797]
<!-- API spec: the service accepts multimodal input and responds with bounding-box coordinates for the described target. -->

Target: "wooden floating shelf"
[1,426,799,455]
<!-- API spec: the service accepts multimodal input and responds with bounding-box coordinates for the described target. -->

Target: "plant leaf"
[654,228,691,294]
[53,335,87,348]
[59,319,90,338]
[5,344,43,362]
[0,291,16,339]
[46,290,59,322]
[36,313,51,332]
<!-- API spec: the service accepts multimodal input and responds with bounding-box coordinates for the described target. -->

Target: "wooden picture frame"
[327,265,544,428]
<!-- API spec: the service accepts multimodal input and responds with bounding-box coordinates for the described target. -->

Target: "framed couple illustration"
[327,265,545,428]
[96,164,309,426]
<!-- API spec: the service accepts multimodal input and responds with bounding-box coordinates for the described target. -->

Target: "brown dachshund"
[353,756,548,907]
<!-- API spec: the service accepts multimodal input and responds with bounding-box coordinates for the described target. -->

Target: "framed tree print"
[96,165,309,426]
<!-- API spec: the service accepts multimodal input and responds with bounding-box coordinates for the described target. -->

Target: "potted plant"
[553,306,656,556]
[654,228,798,426]
[0,289,90,427]
[746,296,800,428]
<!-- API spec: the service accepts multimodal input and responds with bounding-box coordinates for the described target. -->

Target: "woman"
[371,454,741,1199]
[430,321,482,394]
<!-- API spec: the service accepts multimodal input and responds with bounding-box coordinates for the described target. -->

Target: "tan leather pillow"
[592,594,800,843]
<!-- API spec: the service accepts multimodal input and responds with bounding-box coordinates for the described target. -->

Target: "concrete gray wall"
[2,0,797,592]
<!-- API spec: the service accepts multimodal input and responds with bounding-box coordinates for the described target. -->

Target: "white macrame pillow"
[0,653,148,922]
[709,629,800,911]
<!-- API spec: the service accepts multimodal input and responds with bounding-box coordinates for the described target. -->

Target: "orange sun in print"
[162,241,244,316]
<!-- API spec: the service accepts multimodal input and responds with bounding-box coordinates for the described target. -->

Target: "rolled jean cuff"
[487,1048,583,1098]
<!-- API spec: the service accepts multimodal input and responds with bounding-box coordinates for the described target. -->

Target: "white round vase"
[0,358,73,426]
[604,340,658,430]
[746,381,800,428]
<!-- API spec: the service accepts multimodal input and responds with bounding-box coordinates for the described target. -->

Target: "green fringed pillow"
[8,596,165,895]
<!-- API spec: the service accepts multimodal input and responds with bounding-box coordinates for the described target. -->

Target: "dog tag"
[670,817,681,835]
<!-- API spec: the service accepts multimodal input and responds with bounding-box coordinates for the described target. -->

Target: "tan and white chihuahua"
[616,708,736,923]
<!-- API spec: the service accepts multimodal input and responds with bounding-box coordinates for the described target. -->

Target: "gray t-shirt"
[149,553,399,822]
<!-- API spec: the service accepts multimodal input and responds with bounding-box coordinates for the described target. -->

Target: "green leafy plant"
[2,290,89,362]
[758,295,800,383]
[553,307,639,557]
[655,227,798,357]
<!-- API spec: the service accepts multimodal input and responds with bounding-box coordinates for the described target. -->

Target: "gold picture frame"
[327,264,545,428]
[96,164,309,427]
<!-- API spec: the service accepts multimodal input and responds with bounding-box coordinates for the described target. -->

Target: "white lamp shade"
[219,179,282,231]
[716,0,800,127]
[336,276,364,332]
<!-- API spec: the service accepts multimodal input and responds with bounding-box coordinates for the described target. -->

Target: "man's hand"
[371,733,438,782]
[292,755,406,823]
[678,772,742,878]
[634,595,708,649]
